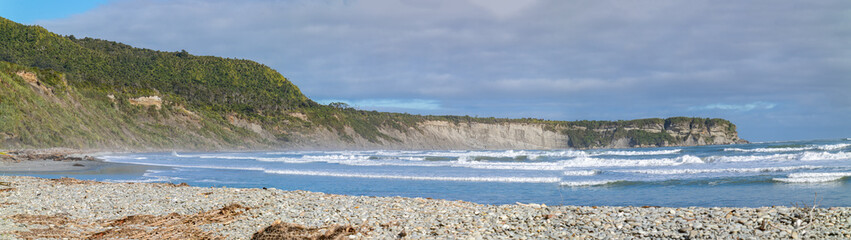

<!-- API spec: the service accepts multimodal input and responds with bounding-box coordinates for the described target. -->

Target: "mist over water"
[51,138,851,207]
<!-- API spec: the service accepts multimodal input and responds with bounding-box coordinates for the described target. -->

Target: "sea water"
[13,138,851,207]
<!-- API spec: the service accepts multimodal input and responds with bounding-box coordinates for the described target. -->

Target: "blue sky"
[2,0,849,141]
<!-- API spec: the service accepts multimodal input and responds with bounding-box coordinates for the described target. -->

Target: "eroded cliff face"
[664,120,744,146]
[274,118,744,150]
[282,121,567,150]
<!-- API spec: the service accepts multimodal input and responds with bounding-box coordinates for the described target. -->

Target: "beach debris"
[11,203,251,239]
[767,193,822,238]
[49,177,100,185]
[251,221,358,240]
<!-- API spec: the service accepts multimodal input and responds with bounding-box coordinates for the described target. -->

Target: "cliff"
[0,18,745,150]
[274,116,743,150]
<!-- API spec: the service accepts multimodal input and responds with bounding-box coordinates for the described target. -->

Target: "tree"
[328,102,351,109]
[176,49,189,58]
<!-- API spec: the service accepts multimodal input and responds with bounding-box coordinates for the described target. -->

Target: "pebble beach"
[0,176,849,239]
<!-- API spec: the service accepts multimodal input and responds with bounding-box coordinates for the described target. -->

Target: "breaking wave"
[593,149,682,156]
[617,165,821,175]
[773,172,851,183]
[724,143,849,153]
[559,180,623,187]
[263,170,561,183]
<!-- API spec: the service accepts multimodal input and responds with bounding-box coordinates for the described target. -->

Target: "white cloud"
[468,0,539,18]
[689,102,777,112]
[31,0,851,139]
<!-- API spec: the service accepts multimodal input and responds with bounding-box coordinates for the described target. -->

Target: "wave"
[817,143,850,151]
[593,149,682,156]
[106,170,185,183]
[563,170,601,176]
[616,165,822,175]
[705,151,850,163]
[724,147,812,153]
[724,143,849,153]
[560,155,704,168]
[773,172,851,183]
[559,180,623,187]
[259,149,590,161]
[263,170,561,183]
[448,150,588,160]
[799,151,851,161]
[705,154,798,163]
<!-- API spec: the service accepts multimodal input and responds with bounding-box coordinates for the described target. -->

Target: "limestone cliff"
[283,121,569,150]
[262,117,744,150]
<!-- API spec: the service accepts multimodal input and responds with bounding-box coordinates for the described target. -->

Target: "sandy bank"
[0,176,848,239]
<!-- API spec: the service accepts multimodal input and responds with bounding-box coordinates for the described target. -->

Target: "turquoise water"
[8,138,851,207]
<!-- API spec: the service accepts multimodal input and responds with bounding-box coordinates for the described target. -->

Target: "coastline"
[0,149,148,173]
[0,176,849,239]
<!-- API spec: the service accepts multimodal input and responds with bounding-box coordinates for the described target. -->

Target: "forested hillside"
[0,17,312,113]
[0,17,745,150]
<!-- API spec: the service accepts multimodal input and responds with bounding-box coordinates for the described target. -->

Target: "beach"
[0,174,849,239]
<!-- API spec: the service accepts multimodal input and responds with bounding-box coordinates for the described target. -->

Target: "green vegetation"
[0,17,740,149]
[0,17,312,114]
[0,61,266,149]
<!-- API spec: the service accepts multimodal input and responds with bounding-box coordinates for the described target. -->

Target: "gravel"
[1,176,849,239]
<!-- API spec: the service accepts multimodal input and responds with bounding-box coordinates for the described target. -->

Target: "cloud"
[316,99,441,111]
[30,0,851,140]
[689,102,777,112]
[468,0,539,18]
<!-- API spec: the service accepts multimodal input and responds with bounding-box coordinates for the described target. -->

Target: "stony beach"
[0,176,847,239]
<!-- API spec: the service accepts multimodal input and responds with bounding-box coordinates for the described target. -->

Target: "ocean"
[14,138,851,207]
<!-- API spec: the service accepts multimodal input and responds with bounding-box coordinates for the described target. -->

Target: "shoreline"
[0,176,849,239]
[0,149,149,173]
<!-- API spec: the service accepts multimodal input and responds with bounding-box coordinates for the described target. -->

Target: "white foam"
[257,156,440,167]
[263,170,561,183]
[773,172,851,183]
[559,180,620,187]
[259,153,570,170]
[817,143,851,151]
[724,143,849,153]
[107,172,184,183]
[430,149,587,160]
[705,154,798,163]
[724,147,812,153]
[704,152,849,163]
[618,165,821,175]
[563,170,601,176]
[560,155,703,168]
[452,155,701,170]
[594,149,682,156]
[799,151,851,161]
[452,161,567,171]
[678,155,704,164]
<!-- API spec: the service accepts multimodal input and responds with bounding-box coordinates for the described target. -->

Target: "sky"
[1,0,849,142]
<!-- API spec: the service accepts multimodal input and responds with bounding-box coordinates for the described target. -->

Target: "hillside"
[0,17,745,150]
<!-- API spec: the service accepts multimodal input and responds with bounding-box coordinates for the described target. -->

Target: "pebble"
[0,176,849,239]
